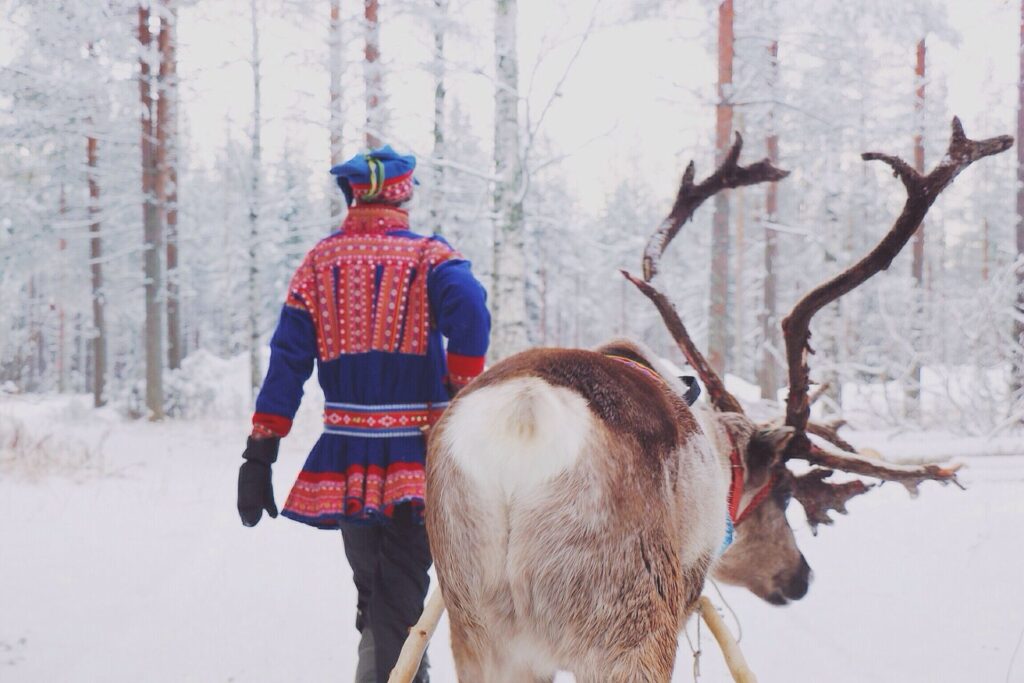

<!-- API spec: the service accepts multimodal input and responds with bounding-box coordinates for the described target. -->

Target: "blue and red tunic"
[251,204,490,528]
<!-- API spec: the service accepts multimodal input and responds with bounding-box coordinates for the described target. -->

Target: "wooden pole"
[698,595,758,683]
[387,589,446,683]
[387,590,757,683]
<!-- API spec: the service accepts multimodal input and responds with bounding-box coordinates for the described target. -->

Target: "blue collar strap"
[717,515,735,557]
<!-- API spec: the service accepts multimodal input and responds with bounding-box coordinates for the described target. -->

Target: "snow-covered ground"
[2,394,1023,682]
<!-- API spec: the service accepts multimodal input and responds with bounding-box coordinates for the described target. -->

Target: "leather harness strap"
[724,428,777,527]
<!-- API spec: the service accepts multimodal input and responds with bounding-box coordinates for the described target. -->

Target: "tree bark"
[709,0,734,375]
[912,39,926,285]
[758,40,780,400]
[491,0,528,359]
[1015,0,1024,401]
[908,37,926,416]
[248,0,263,396]
[159,0,182,370]
[329,0,344,219]
[430,0,448,234]
[88,135,107,407]
[139,5,165,419]
[58,184,68,393]
[364,0,383,148]
[734,181,745,376]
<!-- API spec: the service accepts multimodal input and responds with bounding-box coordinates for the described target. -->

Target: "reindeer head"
[701,412,810,605]
[597,338,814,605]
[622,121,994,605]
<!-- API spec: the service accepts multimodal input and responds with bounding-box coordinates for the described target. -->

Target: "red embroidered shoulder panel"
[286,228,458,361]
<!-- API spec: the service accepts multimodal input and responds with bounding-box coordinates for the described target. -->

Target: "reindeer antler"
[787,469,872,534]
[624,133,788,414]
[778,118,1011,510]
[782,118,1012,450]
[625,119,1007,533]
[642,133,790,282]
[621,271,746,414]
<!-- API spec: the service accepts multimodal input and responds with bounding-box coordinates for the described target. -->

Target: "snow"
[2,395,1023,682]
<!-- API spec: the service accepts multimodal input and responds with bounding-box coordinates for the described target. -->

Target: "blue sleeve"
[252,305,317,435]
[428,258,491,357]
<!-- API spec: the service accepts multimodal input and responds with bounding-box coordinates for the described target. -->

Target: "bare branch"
[641,132,789,281]
[621,270,745,414]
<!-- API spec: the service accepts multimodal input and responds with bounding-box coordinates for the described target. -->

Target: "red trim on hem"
[251,412,293,438]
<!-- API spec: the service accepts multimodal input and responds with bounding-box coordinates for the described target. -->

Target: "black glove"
[238,436,280,527]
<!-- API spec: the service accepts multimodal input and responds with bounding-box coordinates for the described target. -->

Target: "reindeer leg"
[575,627,678,683]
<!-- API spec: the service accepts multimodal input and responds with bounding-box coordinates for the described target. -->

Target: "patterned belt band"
[323,402,450,438]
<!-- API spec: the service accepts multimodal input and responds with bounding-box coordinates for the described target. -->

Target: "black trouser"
[340,506,432,683]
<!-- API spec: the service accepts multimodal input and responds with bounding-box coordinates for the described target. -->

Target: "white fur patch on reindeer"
[442,377,593,499]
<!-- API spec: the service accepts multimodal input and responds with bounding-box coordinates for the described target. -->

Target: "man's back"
[252,201,490,527]
[238,144,489,683]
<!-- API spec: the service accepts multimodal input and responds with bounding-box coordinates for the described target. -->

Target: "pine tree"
[364,0,385,147]
[139,4,165,419]
[709,0,734,375]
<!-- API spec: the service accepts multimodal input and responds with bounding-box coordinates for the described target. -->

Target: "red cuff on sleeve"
[446,352,486,386]
[251,412,293,439]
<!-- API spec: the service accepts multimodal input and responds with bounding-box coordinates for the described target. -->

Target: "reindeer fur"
[427,340,810,682]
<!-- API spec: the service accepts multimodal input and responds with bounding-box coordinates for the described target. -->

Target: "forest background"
[1,0,1022,434]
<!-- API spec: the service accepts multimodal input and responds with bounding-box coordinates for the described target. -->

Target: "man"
[237,145,490,683]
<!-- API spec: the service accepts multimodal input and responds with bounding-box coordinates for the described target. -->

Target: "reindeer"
[425,119,1007,682]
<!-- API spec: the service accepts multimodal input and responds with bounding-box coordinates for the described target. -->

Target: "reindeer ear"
[747,426,795,473]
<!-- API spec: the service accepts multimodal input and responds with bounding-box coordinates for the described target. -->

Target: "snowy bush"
[118,350,252,420]
[0,414,104,479]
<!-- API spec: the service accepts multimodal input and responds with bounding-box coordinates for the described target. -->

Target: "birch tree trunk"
[430,0,448,234]
[491,0,528,359]
[88,135,107,407]
[734,180,745,376]
[248,0,263,396]
[709,0,734,375]
[1014,0,1024,402]
[364,0,384,148]
[908,37,926,417]
[58,184,68,393]
[329,0,344,219]
[159,0,182,370]
[758,37,780,400]
[139,5,165,419]
[912,38,927,287]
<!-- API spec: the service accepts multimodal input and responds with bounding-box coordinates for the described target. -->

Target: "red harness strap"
[725,429,777,527]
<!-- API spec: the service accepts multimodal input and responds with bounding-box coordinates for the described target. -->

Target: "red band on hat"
[348,169,415,190]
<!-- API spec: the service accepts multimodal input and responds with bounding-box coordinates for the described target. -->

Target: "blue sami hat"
[330,145,418,207]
